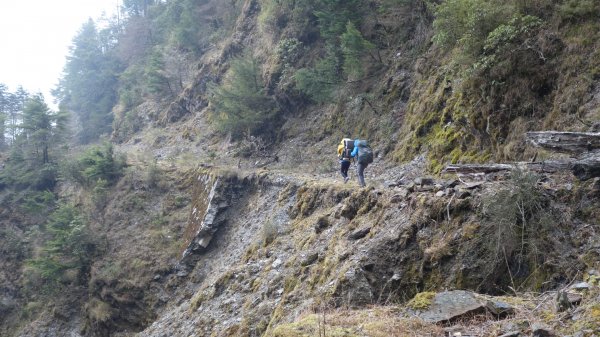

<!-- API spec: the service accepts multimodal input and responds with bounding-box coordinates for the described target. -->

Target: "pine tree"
[20,95,68,165]
[341,21,375,79]
[209,54,277,137]
[55,19,121,144]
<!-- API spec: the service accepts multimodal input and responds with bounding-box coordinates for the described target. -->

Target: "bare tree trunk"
[526,131,600,154]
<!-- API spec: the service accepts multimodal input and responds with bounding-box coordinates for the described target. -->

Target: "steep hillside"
[2,0,600,336]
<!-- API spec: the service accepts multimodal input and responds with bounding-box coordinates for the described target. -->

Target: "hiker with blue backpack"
[338,138,374,187]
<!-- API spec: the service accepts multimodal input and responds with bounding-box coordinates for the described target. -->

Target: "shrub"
[261,219,279,246]
[21,190,56,214]
[558,0,600,21]
[25,203,97,294]
[480,169,555,287]
[341,21,375,79]
[209,54,277,138]
[277,38,304,68]
[432,0,516,56]
[63,143,127,188]
[475,15,543,71]
[294,44,342,103]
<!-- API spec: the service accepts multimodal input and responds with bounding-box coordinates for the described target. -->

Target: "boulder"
[417,290,486,323]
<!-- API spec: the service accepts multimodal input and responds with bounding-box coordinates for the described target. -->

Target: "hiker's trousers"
[340,160,350,178]
[356,163,368,187]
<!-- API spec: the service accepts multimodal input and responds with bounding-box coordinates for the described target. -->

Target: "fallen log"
[442,164,513,174]
[443,158,600,180]
[442,161,571,174]
[572,153,600,181]
[526,131,600,154]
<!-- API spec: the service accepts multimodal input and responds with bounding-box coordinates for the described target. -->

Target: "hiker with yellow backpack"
[338,138,353,183]
[338,138,374,187]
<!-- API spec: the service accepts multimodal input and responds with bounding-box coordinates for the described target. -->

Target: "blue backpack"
[356,140,373,164]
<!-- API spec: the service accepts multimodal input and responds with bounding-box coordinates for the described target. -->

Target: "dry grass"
[268,306,444,337]
[267,286,600,337]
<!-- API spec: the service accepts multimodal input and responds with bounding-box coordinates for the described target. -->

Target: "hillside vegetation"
[0,0,599,336]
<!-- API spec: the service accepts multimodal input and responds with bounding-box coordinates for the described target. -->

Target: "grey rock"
[571,282,591,290]
[463,181,484,189]
[417,290,486,323]
[391,188,409,202]
[444,179,460,188]
[300,253,319,267]
[498,332,521,337]
[414,177,434,186]
[272,258,283,269]
[455,189,471,199]
[531,323,556,337]
[485,300,514,316]
[348,227,371,240]
[384,181,398,188]
[435,190,445,197]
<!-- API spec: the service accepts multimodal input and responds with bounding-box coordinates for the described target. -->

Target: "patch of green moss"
[407,292,436,310]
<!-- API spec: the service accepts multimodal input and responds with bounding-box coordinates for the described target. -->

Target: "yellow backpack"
[338,138,353,160]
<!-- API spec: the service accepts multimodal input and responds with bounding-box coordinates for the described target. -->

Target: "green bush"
[475,14,543,71]
[314,0,365,42]
[0,151,59,190]
[63,143,126,188]
[432,0,516,56]
[341,21,375,79]
[294,44,342,103]
[559,0,599,21]
[25,203,97,294]
[277,38,304,68]
[209,54,277,138]
[21,190,56,214]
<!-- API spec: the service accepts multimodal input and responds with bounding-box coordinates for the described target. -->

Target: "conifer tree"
[209,54,276,137]
[55,19,121,144]
[20,95,68,165]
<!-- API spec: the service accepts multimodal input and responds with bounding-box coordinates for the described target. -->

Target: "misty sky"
[0,0,119,108]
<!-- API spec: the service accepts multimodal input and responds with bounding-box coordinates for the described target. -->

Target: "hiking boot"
[344,176,350,183]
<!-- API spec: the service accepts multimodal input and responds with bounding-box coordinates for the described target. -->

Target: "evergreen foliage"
[341,21,375,79]
[294,44,342,103]
[558,0,600,21]
[0,95,68,190]
[64,143,126,188]
[145,48,173,97]
[209,54,277,137]
[0,84,28,146]
[314,0,364,42]
[55,19,121,144]
[26,203,97,293]
[431,0,515,55]
[122,0,157,17]
[292,0,375,102]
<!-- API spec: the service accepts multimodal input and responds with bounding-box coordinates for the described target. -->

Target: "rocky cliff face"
[135,159,598,336]
[3,0,600,336]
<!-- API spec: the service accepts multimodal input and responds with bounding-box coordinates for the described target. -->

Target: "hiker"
[337,138,353,183]
[350,139,373,187]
